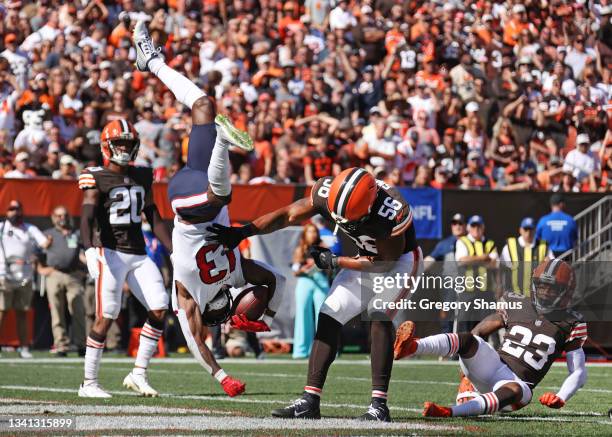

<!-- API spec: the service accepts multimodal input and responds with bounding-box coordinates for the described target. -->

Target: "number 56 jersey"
[78,166,153,255]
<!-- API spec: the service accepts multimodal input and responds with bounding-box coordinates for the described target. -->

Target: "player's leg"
[132,20,251,176]
[362,320,394,422]
[123,255,168,397]
[79,249,126,398]
[394,322,475,360]
[271,269,362,419]
[292,277,315,359]
[423,336,530,417]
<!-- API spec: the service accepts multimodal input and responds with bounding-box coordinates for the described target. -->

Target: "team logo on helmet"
[326,167,377,230]
[531,259,576,313]
[101,119,140,166]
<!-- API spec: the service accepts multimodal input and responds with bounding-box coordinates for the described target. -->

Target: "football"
[232,285,270,321]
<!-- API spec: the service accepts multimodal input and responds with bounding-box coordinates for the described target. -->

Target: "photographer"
[0,200,51,358]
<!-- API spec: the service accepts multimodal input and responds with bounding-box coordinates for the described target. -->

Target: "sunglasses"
[7,206,21,211]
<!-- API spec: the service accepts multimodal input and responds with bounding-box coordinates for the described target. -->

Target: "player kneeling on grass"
[132,20,286,397]
[395,259,587,417]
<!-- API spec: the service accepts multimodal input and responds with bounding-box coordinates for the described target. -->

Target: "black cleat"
[271,395,321,419]
[359,403,392,422]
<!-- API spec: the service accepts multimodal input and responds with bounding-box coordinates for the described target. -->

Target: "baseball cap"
[451,213,465,224]
[465,101,479,113]
[47,142,60,153]
[34,73,47,82]
[15,151,29,162]
[4,33,17,44]
[513,4,526,13]
[468,215,484,226]
[520,217,535,229]
[369,106,382,115]
[99,60,112,70]
[60,154,75,166]
[143,101,154,111]
[577,133,590,145]
[258,92,271,103]
[361,5,373,14]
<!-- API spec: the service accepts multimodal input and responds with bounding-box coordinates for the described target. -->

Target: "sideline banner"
[397,187,442,239]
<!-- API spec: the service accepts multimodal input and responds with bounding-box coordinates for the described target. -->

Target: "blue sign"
[397,188,442,239]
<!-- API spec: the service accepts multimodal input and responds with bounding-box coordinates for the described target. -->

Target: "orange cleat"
[393,321,418,360]
[423,402,452,417]
[456,376,478,405]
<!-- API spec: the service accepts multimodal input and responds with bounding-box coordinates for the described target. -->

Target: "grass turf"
[0,352,610,435]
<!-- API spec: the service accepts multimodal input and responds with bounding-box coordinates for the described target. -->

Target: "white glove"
[85,248,101,280]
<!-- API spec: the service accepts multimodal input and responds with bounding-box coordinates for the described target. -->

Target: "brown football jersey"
[497,292,587,388]
[78,166,154,255]
[310,177,417,256]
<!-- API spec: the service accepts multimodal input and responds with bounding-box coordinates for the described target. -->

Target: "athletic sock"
[304,385,322,398]
[134,321,163,373]
[372,390,388,405]
[84,334,105,382]
[451,393,499,417]
[152,63,206,110]
[415,333,460,357]
[207,131,232,197]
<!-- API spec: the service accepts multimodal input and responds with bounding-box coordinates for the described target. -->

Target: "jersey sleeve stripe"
[391,210,413,236]
[171,191,209,214]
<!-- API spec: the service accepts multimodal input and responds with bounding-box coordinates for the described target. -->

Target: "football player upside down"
[394,259,588,417]
[133,21,286,398]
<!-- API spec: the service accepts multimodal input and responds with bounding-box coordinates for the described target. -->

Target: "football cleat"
[393,320,418,360]
[359,403,392,422]
[423,402,452,417]
[215,114,254,152]
[123,371,159,397]
[133,20,162,72]
[18,347,33,359]
[456,376,478,404]
[271,395,321,419]
[78,381,112,398]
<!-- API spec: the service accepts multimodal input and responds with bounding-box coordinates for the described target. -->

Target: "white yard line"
[2,357,611,367]
[0,403,227,416]
[9,363,612,395]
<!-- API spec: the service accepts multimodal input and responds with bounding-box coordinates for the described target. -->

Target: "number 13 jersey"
[78,166,153,255]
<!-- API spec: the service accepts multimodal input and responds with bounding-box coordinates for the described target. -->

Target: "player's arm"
[207,197,316,251]
[540,326,588,408]
[175,282,245,397]
[332,232,406,273]
[470,312,505,337]
[143,191,172,253]
[80,187,102,279]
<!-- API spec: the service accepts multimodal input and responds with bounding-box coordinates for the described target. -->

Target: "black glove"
[308,246,338,270]
[207,223,253,252]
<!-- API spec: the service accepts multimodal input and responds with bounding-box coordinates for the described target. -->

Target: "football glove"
[207,223,253,252]
[539,392,565,409]
[230,314,271,332]
[84,247,101,280]
[308,246,338,270]
[220,375,246,397]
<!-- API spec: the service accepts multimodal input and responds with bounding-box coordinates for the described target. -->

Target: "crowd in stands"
[0,0,611,192]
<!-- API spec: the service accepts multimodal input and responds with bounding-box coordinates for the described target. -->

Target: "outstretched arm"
[471,312,504,337]
[208,197,316,251]
[540,345,587,408]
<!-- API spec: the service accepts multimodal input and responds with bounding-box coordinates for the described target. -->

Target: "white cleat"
[18,347,33,359]
[78,381,112,398]
[123,371,159,397]
[132,20,162,72]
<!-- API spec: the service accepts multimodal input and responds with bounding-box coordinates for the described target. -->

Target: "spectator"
[454,215,498,333]
[424,213,467,334]
[52,154,77,180]
[500,217,553,296]
[535,194,578,257]
[291,223,329,359]
[39,206,86,356]
[0,200,51,358]
[563,133,599,186]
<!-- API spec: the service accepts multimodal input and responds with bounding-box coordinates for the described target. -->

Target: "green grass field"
[0,353,610,435]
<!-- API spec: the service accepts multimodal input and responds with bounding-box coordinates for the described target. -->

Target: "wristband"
[214,369,228,383]
[331,254,339,268]
[291,263,301,272]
